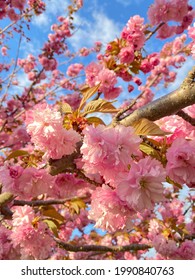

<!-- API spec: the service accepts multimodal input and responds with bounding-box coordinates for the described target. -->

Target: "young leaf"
[6,150,29,161]
[79,83,101,111]
[87,116,105,126]
[82,98,118,116]
[139,142,162,161]
[0,192,14,207]
[43,219,59,237]
[59,102,72,114]
[132,118,170,136]
[40,205,64,223]
[69,198,86,214]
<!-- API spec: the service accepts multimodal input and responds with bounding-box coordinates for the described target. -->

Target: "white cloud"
[168,58,194,92]
[32,0,69,28]
[69,11,121,50]
[32,13,49,27]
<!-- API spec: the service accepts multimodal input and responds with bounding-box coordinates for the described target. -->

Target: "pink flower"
[166,138,195,187]
[116,157,166,211]
[11,206,55,259]
[81,124,141,184]
[88,185,134,232]
[12,205,36,227]
[7,8,20,21]
[26,104,81,159]
[0,226,12,260]
[128,84,134,93]
[79,47,90,56]
[103,86,122,100]
[119,45,134,64]
[177,240,195,260]
[66,63,84,77]
[85,62,102,86]
[96,68,117,92]
[62,92,81,110]
[1,46,7,56]
[39,56,58,71]
[53,173,91,199]
[76,0,83,9]
[152,235,177,259]
[122,15,146,50]
[0,165,55,198]
[11,0,26,11]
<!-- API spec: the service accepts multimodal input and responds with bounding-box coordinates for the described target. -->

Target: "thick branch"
[176,110,195,126]
[112,66,195,127]
[54,237,151,252]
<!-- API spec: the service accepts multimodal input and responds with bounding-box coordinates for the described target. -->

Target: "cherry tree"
[0,0,195,260]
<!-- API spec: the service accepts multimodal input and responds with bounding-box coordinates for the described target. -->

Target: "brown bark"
[112,66,195,127]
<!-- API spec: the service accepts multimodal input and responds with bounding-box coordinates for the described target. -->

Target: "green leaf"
[132,118,170,136]
[6,150,29,161]
[82,98,118,116]
[79,83,101,111]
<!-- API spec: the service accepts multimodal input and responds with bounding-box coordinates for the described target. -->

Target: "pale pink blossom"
[116,157,166,211]
[0,165,55,198]
[85,62,102,86]
[11,213,55,259]
[88,185,134,232]
[66,63,84,77]
[25,104,81,159]
[177,240,195,260]
[95,68,117,93]
[152,235,177,259]
[1,46,7,56]
[0,226,12,260]
[81,124,141,184]
[166,138,195,187]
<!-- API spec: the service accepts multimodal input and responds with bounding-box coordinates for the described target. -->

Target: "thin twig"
[54,237,151,252]
[146,22,165,41]
[113,74,160,123]
[13,196,88,207]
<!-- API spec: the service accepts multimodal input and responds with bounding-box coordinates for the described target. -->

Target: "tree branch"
[176,110,195,126]
[112,66,195,127]
[54,237,151,252]
[13,196,88,207]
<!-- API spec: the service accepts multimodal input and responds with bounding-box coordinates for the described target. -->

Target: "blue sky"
[1,0,195,111]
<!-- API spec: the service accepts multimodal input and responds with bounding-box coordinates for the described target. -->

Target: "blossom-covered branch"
[113,66,195,127]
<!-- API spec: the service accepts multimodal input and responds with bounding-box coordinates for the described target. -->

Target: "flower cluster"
[148,0,194,38]
[25,104,81,159]
[81,124,141,184]
[166,138,195,187]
